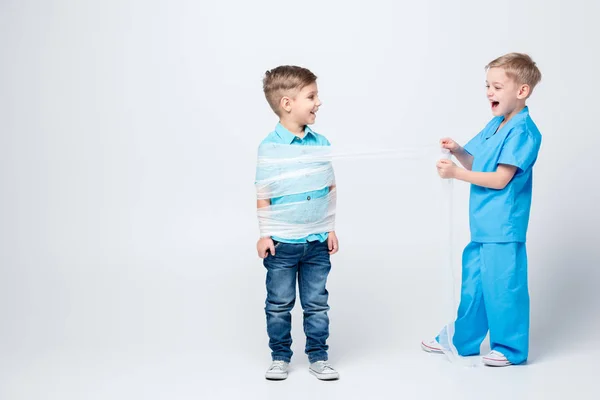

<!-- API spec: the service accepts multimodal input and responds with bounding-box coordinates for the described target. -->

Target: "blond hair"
[486,53,542,92]
[263,65,317,115]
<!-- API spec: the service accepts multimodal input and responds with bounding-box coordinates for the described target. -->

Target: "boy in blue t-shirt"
[256,66,339,380]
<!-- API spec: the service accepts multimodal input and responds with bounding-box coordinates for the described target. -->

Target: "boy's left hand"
[437,159,458,179]
[327,231,339,255]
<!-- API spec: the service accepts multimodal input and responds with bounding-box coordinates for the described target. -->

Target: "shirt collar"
[486,106,529,139]
[275,122,315,144]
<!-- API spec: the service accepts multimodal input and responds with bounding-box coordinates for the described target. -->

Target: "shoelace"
[487,351,506,359]
[314,361,334,371]
[270,361,287,371]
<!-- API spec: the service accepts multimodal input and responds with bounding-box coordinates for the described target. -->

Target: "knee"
[301,297,330,314]
[266,295,296,313]
[299,282,329,314]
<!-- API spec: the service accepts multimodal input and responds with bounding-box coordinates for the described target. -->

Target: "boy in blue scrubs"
[421,53,542,366]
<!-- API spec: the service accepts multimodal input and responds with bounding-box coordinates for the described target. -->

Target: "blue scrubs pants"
[451,241,530,364]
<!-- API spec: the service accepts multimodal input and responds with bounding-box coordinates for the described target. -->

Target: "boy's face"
[283,82,321,125]
[486,67,529,117]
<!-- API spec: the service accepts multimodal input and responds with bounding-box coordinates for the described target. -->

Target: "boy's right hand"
[440,137,461,153]
[257,237,275,259]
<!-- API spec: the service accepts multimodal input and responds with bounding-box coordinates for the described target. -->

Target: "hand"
[327,231,339,255]
[439,137,461,154]
[437,159,458,179]
[257,237,275,258]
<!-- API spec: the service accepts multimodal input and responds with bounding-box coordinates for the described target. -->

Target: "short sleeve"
[497,129,540,172]
[463,134,479,156]
[317,134,331,146]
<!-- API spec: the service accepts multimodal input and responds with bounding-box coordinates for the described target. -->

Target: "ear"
[517,84,530,99]
[280,96,292,113]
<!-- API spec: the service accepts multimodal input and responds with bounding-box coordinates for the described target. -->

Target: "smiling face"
[486,67,530,119]
[286,82,321,126]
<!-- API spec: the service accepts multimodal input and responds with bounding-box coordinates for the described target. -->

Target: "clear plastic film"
[436,148,478,367]
[255,143,475,366]
[255,144,337,201]
[255,143,431,240]
[256,188,337,239]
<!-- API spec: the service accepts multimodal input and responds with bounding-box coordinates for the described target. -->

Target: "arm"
[326,184,338,255]
[256,198,274,257]
[453,146,474,171]
[440,137,474,170]
[439,161,517,190]
[257,198,271,209]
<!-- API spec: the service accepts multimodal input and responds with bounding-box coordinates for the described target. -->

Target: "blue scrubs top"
[463,107,542,243]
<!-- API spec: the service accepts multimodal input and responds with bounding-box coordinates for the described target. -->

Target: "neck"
[501,103,526,126]
[280,118,305,138]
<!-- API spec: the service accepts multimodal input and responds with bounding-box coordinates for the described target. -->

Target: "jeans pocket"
[265,241,282,260]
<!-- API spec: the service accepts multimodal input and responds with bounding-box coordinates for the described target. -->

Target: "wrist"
[451,146,464,155]
[453,167,467,180]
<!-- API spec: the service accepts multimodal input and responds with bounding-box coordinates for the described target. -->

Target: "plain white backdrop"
[1,0,599,399]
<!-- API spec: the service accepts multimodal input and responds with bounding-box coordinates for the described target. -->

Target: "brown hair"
[486,53,542,92]
[263,65,317,115]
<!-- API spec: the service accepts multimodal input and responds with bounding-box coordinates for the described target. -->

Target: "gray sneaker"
[265,360,289,380]
[309,360,339,380]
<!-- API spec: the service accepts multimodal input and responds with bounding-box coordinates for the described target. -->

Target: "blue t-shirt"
[256,123,331,243]
[463,106,542,243]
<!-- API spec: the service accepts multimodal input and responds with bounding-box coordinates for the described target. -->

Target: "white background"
[1,0,599,399]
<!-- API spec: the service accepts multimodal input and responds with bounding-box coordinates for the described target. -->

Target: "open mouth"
[491,101,500,109]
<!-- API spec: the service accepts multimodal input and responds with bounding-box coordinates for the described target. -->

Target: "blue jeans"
[263,240,332,363]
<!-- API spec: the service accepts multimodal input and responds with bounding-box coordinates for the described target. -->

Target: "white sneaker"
[265,360,289,380]
[421,338,444,354]
[482,350,512,367]
[309,360,339,380]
